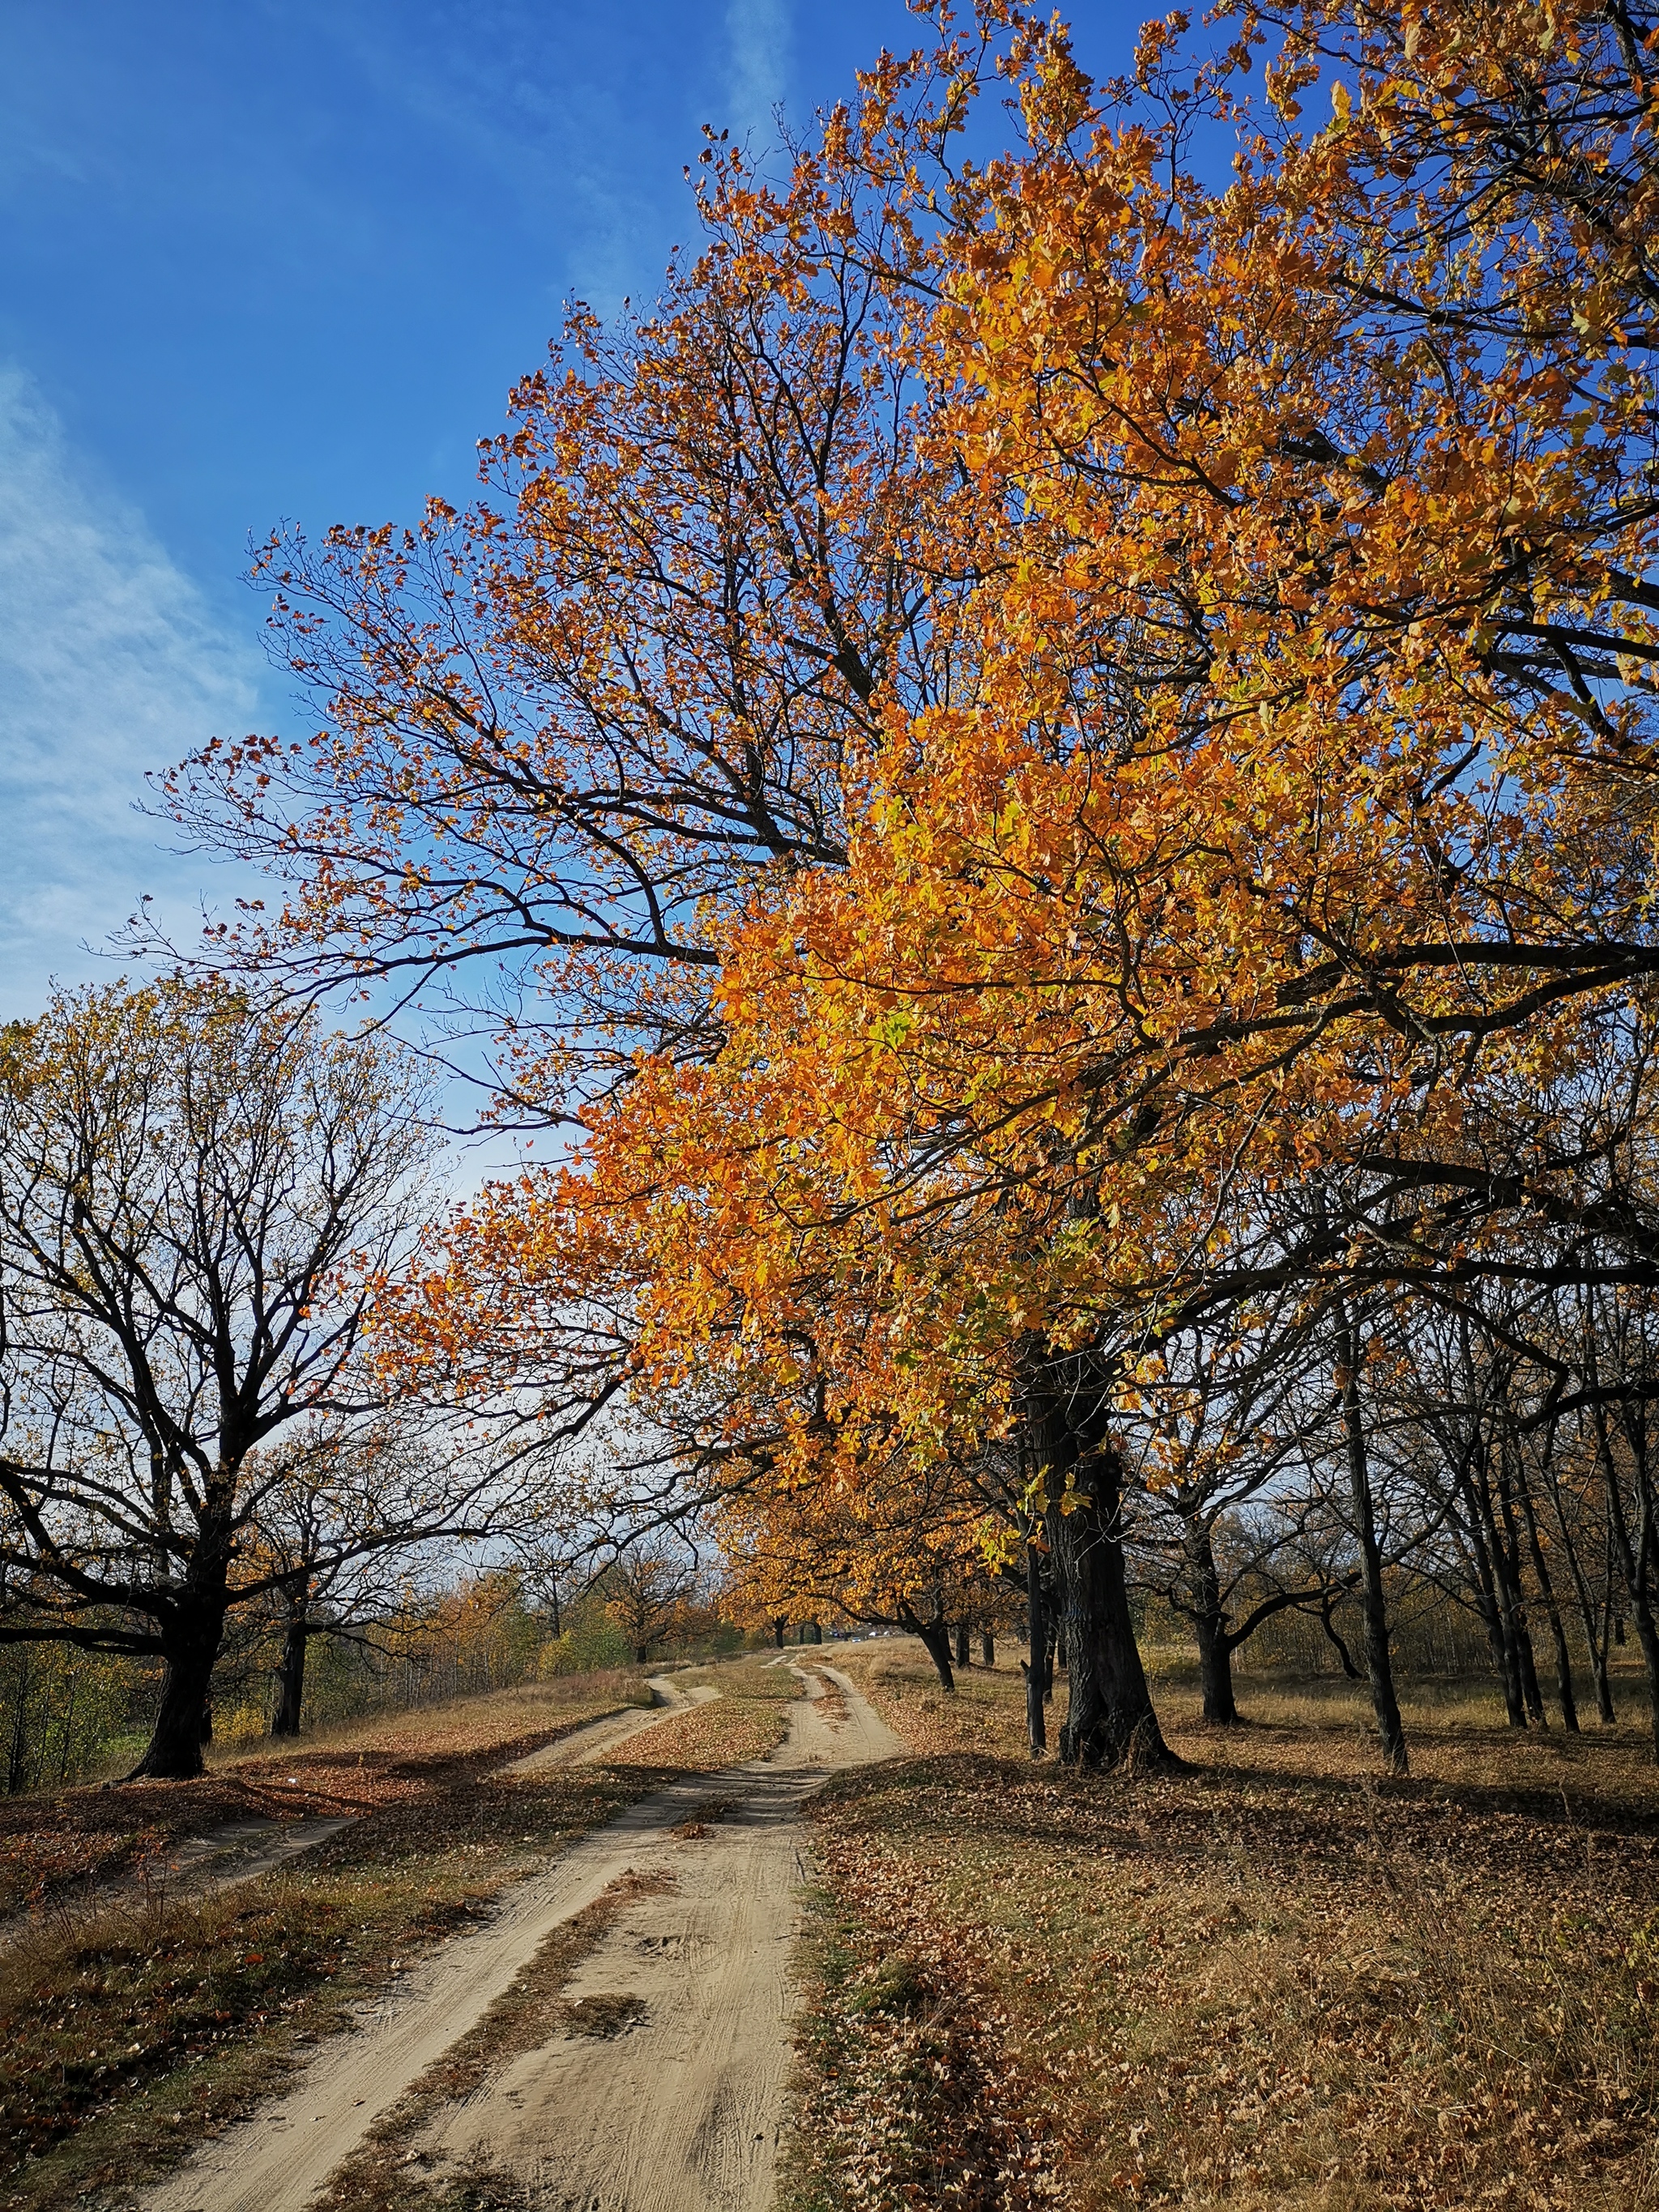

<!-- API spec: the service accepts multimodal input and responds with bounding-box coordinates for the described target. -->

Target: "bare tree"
[0,978,510,1778]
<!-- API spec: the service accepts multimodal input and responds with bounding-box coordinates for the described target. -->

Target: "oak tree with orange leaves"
[164,0,1659,1771]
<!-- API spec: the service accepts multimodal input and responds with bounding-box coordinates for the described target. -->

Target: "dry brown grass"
[211,1669,654,1771]
[783,1643,1659,2212]
[0,1671,652,1927]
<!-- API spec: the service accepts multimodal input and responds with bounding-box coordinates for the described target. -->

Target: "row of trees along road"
[0,982,531,1778]
[125,0,1659,1775]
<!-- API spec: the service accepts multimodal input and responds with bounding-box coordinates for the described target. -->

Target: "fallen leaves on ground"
[783,1652,1659,2212]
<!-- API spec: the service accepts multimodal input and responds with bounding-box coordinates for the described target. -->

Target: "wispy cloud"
[0,368,262,1016]
[726,0,791,151]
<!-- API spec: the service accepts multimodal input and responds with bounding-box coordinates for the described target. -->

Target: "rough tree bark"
[902,1591,956,1690]
[1034,1380,1171,1771]
[1188,1524,1239,1725]
[129,1604,225,1781]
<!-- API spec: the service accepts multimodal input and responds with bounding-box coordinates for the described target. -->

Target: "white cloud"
[725,0,791,151]
[0,367,263,1016]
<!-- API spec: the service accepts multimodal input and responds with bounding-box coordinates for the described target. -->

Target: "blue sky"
[0,0,1140,1017]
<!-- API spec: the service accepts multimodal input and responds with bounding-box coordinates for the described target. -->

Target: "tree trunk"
[1546,1453,1614,1724]
[271,1588,310,1738]
[913,1611,956,1692]
[1459,1476,1524,1725]
[773,1618,786,1649]
[980,1630,995,1668]
[1599,1516,1622,1719]
[953,1621,970,1669]
[1599,1399,1659,1762]
[1495,1452,1547,1726]
[1038,1387,1171,1770]
[1025,1538,1047,1756]
[129,1609,224,1779]
[1194,1609,1239,1726]
[1338,1313,1409,1776]
[1188,1524,1239,1724]
[6,1648,31,1795]
[1516,1463,1579,1733]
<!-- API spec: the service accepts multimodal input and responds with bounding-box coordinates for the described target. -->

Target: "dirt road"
[501,1673,723,1775]
[142,1663,903,2212]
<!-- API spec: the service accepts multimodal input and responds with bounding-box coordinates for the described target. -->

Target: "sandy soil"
[501,1673,721,1775]
[141,1663,904,2212]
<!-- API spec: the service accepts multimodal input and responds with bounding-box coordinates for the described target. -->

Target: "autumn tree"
[253,1424,467,1737]
[1117,1306,1348,1725]
[595,1546,701,1665]
[152,0,1659,1774]
[719,1443,1018,1691]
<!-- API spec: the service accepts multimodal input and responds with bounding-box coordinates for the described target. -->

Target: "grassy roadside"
[0,1664,790,2212]
[0,1672,654,1922]
[782,1646,1659,2212]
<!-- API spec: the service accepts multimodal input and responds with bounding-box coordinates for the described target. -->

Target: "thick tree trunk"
[914,1613,956,1691]
[1338,1315,1408,1776]
[953,1621,970,1669]
[1038,1392,1171,1770]
[271,1589,309,1739]
[1025,1538,1047,1756]
[980,1630,995,1668]
[1194,1609,1239,1726]
[773,1618,786,1649]
[129,1609,223,1779]
[1188,1525,1239,1724]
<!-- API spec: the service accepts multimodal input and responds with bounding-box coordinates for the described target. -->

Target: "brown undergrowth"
[607,1675,793,1773]
[783,1646,1659,2212]
[0,1673,777,2210]
[0,1672,651,1922]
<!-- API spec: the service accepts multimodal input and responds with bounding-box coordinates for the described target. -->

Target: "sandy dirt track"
[501,1673,722,1775]
[142,1662,903,2212]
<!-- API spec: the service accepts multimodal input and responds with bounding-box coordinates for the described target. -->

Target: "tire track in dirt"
[140,1665,902,2212]
[502,1675,721,1776]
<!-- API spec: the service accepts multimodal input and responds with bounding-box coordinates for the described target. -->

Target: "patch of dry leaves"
[784,1652,1659,2212]
[599,1695,788,1774]
[0,1685,643,1924]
